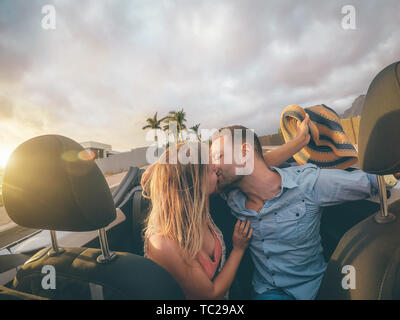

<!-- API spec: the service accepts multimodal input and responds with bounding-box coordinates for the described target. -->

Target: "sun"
[0,149,12,168]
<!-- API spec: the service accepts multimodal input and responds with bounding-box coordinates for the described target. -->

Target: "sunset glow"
[0,149,12,168]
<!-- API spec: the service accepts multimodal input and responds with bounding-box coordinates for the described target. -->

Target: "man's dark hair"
[213,125,264,159]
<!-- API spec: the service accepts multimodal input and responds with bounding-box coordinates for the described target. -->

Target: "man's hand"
[296,113,311,145]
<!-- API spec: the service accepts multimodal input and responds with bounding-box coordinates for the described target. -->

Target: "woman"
[143,116,311,299]
[143,142,252,299]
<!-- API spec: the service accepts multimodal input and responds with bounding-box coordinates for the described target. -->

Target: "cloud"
[0,0,399,154]
[0,95,14,119]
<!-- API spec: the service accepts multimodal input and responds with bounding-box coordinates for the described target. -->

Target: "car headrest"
[3,135,116,231]
[358,61,400,175]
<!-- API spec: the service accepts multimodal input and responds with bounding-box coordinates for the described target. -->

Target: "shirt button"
[266,256,270,259]
[274,212,277,215]
[296,213,299,217]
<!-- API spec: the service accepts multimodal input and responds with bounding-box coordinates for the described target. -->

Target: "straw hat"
[280,104,358,169]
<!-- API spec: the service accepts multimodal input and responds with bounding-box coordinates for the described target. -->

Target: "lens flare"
[61,150,79,162]
[78,150,96,161]
[61,150,96,162]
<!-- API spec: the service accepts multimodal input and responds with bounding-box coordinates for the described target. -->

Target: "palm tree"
[190,123,201,142]
[163,109,187,143]
[142,112,167,145]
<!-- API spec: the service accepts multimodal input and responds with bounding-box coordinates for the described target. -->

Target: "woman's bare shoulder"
[147,234,181,260]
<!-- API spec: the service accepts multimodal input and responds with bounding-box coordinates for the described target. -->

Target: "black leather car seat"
[317,61,400,299]
[0,285,48,300]
[2,135,184,299]
[113,166,149,256]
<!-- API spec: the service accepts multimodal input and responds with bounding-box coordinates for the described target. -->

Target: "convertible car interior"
[1,135,184,300]
[317,60,400,299]
[0,61,399,300]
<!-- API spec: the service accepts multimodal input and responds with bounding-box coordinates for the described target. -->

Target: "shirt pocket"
[274,202,307,243]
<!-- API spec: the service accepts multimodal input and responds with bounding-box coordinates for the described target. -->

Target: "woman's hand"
[232,219,253,252]
[296,113,311,145]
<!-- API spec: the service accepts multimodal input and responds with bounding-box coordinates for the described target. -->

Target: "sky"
[0,0,399,166]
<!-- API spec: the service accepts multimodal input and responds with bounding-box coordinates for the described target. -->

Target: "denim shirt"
[224,164,379,300]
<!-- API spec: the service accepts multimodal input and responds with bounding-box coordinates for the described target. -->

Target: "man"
[210,125,393,300]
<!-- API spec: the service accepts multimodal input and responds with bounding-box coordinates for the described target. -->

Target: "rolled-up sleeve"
[311,168,379,207]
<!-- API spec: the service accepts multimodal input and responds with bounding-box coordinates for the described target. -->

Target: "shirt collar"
[269,166,299,190]
[226,166,299,212]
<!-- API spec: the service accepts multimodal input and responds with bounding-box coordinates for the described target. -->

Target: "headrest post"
[374,175,396,224]
[97,228,117,264]
[48,230,65,256]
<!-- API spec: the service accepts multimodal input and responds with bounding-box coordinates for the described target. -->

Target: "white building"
[79,141,120,159]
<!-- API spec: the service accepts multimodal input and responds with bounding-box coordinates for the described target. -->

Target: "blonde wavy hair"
[143,142,213,262]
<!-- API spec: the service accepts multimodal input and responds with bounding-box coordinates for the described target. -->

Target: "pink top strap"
[197,229,222,280]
